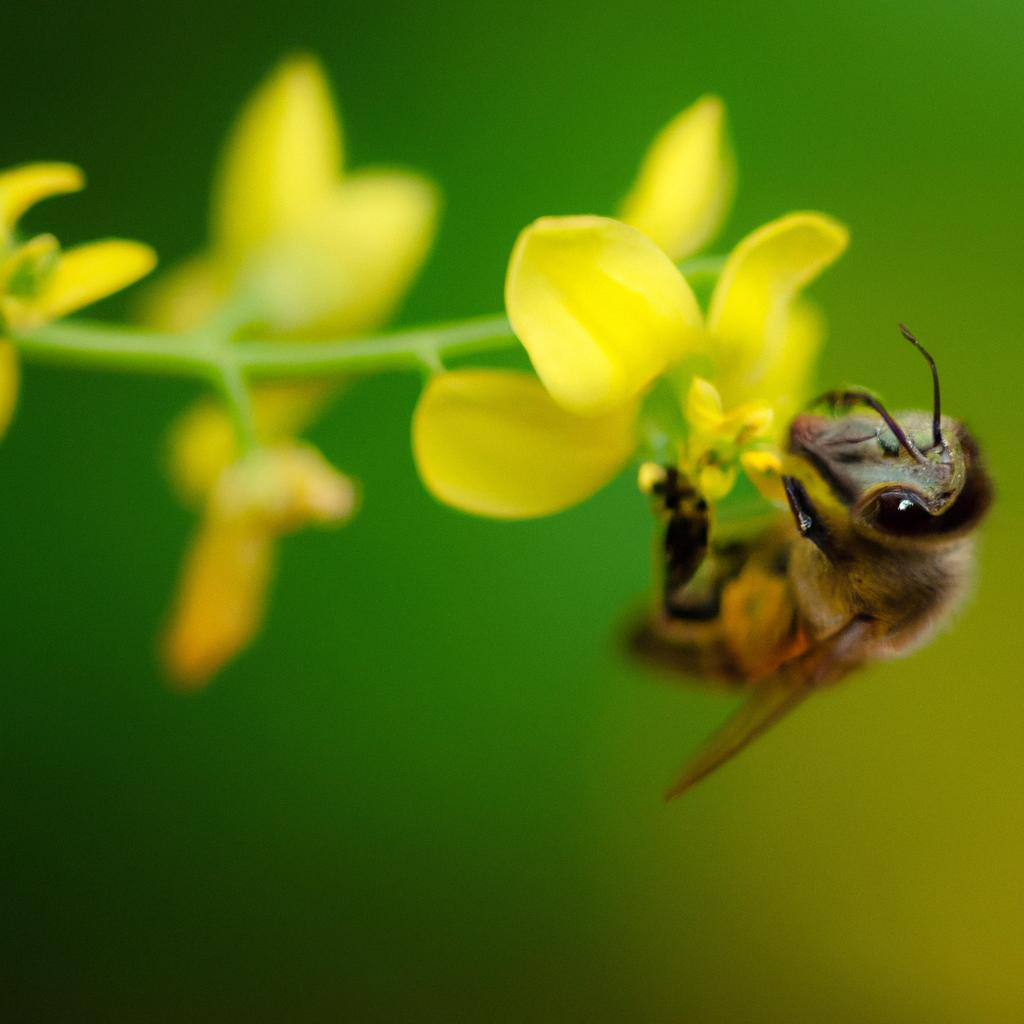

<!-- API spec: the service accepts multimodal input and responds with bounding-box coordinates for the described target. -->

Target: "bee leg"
[782,475,835,561]
[652,468,710,618]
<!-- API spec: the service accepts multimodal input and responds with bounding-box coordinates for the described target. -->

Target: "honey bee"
[634,326,992,798]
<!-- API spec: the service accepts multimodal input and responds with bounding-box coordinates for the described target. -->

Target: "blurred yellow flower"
[152,54,438,686]
[0,162,156,438]
[146,54,440,504]
[415,211,846,519]
[163,443,356,687]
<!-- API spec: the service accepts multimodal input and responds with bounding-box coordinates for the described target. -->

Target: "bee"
[634,326,992,798]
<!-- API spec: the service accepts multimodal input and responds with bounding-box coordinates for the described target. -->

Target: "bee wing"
[665,679,812,800]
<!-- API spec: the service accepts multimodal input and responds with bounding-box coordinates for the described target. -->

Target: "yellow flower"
[415,211,847,518]
[0,163,156,438]
[146,53,440,503]
[154,54,437,686]
[162,443,356,687]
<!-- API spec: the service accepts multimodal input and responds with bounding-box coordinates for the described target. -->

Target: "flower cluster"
[146,56,439,686]
[413,97,847,520]
[1,56,850,688]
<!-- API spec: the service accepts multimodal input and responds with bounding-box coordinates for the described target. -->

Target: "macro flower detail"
[682,376,774,501]
[415,209,847,520]
[148,54,439,685]
[413,97,846,521]
[0,78,850,703]
[0,163,156,438]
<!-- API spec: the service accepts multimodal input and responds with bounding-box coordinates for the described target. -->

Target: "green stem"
[10,255,721,382]
[8,255,723,454]
[236,314,514,378]
[10,313,517,456]
[11,321,218,376]
[214,356,260,455]
[12,313,517,381]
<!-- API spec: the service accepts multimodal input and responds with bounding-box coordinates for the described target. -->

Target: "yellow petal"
[162,518,274,688]
[213,55,342,265]
[747,297,825,428]
[0,340,19,438]
[161,442,355,688]
[740,450,786,503]
[26,239,157,325]
[167,385,336,506]
[413,369,637,519]
[707,212,847,385]
[138,255,221,332]
[506,216,704,416]
[249,169,439,336]
[697,461,737,503]
[728,401,774,444]
[685,376,725,433]
[0,163,84,232]
[618,96,734,262]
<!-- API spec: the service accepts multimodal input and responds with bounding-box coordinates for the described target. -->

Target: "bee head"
[788,326,992,546]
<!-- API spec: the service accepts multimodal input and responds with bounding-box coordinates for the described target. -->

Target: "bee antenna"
[898,323,943,450]
[814,389,927,463]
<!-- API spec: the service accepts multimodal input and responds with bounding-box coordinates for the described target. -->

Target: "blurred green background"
[2,1,1022,1020]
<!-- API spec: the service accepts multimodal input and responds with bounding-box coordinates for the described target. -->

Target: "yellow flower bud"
[144,55,440,512]
[162,443,355,688]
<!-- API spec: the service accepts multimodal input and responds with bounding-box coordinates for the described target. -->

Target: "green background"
[3,2,1021,1020]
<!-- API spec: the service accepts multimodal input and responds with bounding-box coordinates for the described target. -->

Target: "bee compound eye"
[870,490,933,534]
